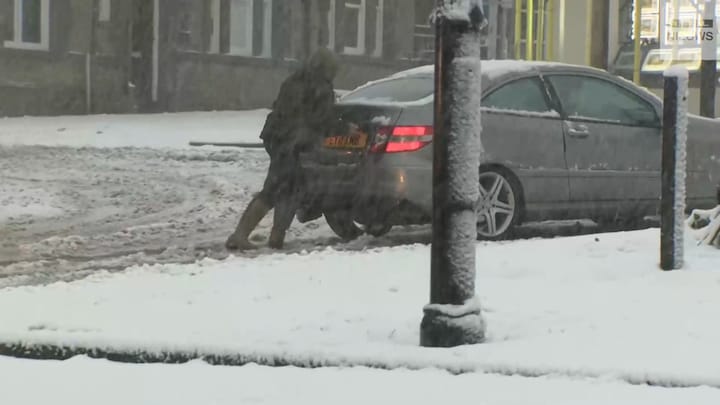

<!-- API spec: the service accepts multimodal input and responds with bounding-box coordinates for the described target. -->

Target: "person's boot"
[268,200,296,250]
[268,226,287,250]
[226,196,271,251]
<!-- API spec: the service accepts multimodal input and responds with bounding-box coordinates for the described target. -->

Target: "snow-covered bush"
[687,206,720,248]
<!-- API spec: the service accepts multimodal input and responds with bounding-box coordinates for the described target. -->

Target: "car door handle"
[567,124,590,138]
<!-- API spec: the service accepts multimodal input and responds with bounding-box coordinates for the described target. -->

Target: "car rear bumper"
[300,161,432,220]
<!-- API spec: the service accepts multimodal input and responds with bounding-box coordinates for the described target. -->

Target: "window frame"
[326,0,382,57]
[326,0,336,51]
[546,73,661,128]
[228,0,254,56]
[209,0,272,58]
[3,0,50,51]
[413,0,435,61]
[372,0,383,58]
[342,0,367,56]
[481,75,558,117]
[98,0,111,22]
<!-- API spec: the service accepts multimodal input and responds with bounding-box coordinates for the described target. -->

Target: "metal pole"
[591,0,610,69]
[87,0,99,114]
[526,0,534,60]
[546,0,554,61]
[515,0,523,59]
[700,0,718,118]
[536,0,545,60]
[671,0,681,62]
[661,67,689,271]
[585,0,593,65]
[633,0,642,84]
[421,0,486,348]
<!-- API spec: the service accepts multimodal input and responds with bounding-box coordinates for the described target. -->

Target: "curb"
[188,142,264,148]
[2,341,720,390]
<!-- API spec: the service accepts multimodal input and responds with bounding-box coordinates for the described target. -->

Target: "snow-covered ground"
[2,111,720,402]
[4,356,720,405]
[1,229,720,388]
[0,111,608,288]
[0,111,346,287]
[0,110,269,148]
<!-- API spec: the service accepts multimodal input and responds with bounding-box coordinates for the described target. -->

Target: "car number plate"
[323,132,368,149]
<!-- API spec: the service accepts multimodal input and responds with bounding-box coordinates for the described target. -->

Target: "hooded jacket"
[260,49,339,155]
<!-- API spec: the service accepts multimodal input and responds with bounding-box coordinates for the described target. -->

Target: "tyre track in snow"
[0,145,274,287]
[0,145,435,288]
[0,145,653,289]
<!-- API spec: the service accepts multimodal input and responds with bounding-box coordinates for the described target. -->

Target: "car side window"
[548,75,659,127]
[482,77,552,113]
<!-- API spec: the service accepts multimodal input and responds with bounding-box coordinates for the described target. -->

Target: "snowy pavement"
[3,356,720,405]
[0,111,346,287]
[2,111,720,402]
[1,111,615,288]
[0,110,269,148]
[1,229,720,390]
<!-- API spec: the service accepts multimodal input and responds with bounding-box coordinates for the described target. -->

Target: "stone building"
[1,0,717,117]
[0,0,443,116]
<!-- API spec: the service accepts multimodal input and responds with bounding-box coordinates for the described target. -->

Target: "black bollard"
[420,0,487,348]
[660,67,689,271]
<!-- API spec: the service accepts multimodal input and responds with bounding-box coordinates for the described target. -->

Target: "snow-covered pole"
[660,66,689,271]
[420,0,487,348]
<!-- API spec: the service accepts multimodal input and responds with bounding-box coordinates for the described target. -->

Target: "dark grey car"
[301,61,720,240]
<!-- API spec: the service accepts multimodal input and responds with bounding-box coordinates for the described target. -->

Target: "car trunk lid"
[310,104,403,165]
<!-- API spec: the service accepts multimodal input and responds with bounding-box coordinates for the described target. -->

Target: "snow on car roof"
[343,60,573,104]
[344,60,662,106]
[388,60,580,81]
[346,60,571,98]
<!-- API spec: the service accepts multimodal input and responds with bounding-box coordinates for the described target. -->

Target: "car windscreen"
[342,76,434,103]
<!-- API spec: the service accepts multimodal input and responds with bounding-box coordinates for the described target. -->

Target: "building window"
[3,0,49,51]
[372,0,383,57]
[342,0,366,55]
[414,0,435,61]
[326,0,336,51]
[228,0,253,55]
[210,0,272,57]
[325,0,383,57]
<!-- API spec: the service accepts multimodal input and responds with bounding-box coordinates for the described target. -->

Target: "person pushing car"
[226,48,339,251]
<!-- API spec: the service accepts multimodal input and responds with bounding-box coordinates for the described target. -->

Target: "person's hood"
[307,48,339,81]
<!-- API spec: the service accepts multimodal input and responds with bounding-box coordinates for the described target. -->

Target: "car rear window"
[342,76,434,103]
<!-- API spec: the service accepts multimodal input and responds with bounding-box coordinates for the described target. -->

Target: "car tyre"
[324,211,364,241]
[475,168,523,241]
[365,223,393,237]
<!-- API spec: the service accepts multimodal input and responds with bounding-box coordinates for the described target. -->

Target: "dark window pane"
[413,0,434,60]
[342,76,434,103]
[482,78,551,113]
[21,0,41,43]
[342,3,360,49]
[549,75,658,126]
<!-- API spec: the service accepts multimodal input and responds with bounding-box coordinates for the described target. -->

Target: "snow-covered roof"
[344,60,576,103]
[344,60,663,106]
[389,60,585,81]
[400,59,585,79]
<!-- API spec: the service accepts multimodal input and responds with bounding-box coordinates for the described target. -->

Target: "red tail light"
[370,125,433,153]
